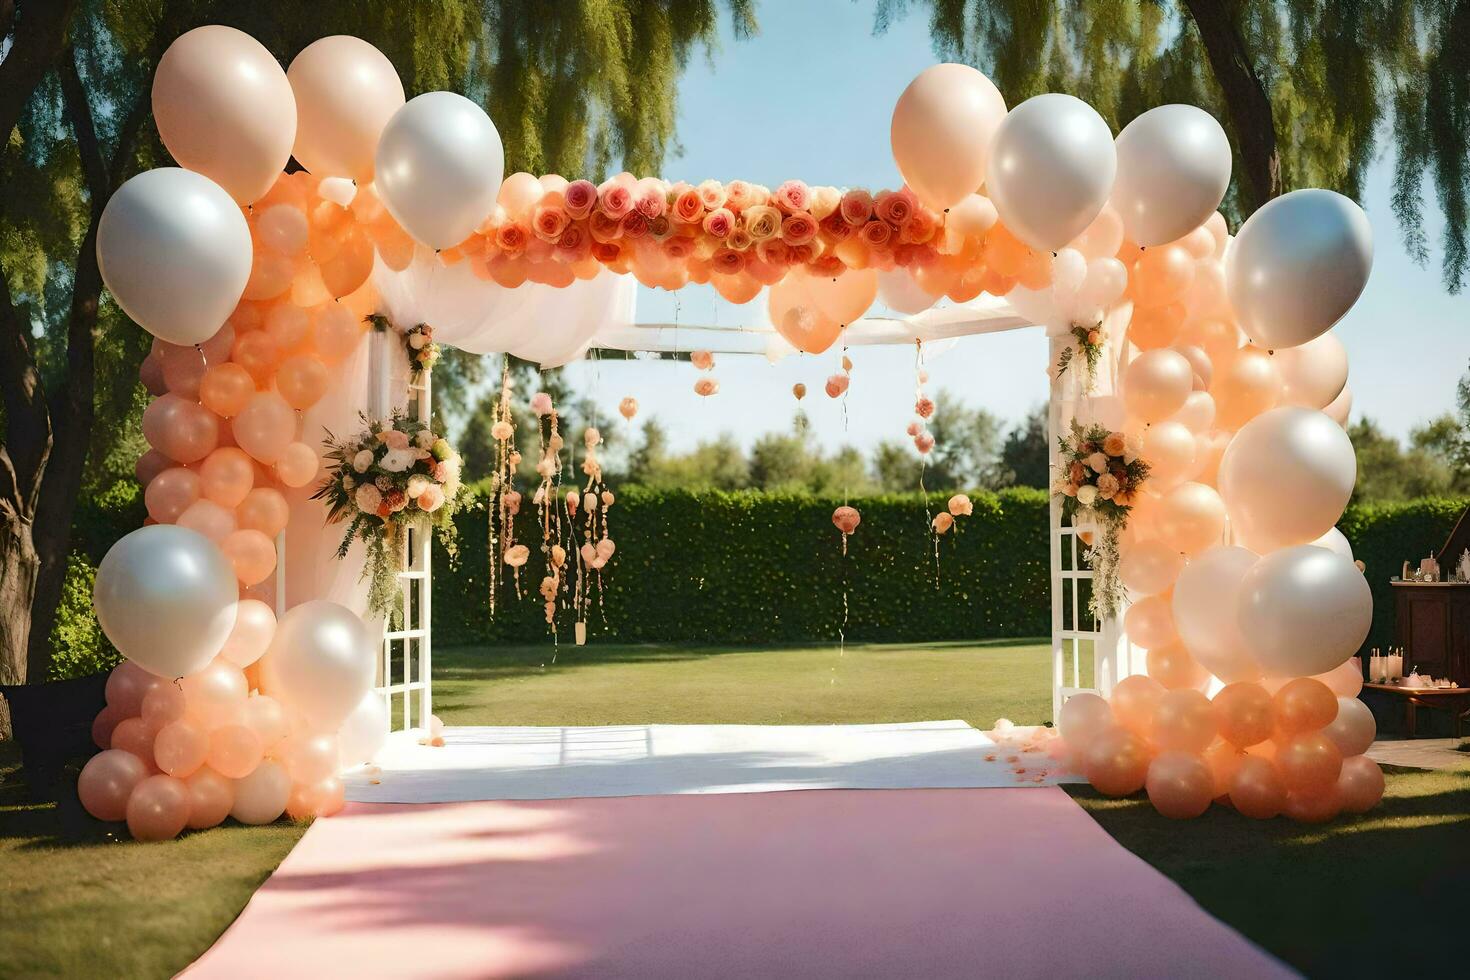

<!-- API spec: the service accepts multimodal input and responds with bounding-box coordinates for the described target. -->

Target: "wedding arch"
[81,26,1380,840]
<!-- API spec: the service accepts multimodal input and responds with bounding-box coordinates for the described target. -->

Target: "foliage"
[999,404,1050,488]
[45,551,120,681]
[1348,416,1470,502]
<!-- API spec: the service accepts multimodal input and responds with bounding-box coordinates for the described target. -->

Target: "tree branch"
[1180,0,1281,213]
[0,0,78,145]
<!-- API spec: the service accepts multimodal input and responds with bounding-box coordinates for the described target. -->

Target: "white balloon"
[337,692,391,768]
[1111,105,1232,247]
[259,600,377,731]
[1172,545,1262,683]
[1275,332,1348,409]
[375,91,505,249]
[875,267,940,315]
[1237,544,1373,678]
[1006,284,1060,329]
[94,525,238,679]
[97,168,252,345]
[230,758,291,825]
[986,93,1117,251]
[1218,407,1357,553]
[1225,189,1373,349]
[1076,258,1128,312]
[1310,527,1354,561]
[1323,696,1376,757]
[1050,248,1089,318]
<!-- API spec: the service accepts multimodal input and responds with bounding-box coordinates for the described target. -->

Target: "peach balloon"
[1154,482,1226,555]
[223,528,278,586]
[1139,420,1197,491]
[200,363,257,418]
[275,354,329,412]
[233,391,297,465]
[1172,390,1216,434]
[106,660,164,717]
[280,732,341,785]
[1124,594,1177,649]
[1118,538,1184,596]
[232,329,283,384]
[140,349,167,395]
[288,36,404,183]
[1191,431,1231,487]
[1147,642,1209,691]
[890,63,1007,211]
[142,393,220,464]
[110,717,158,771]
[219,599,276,669]
[1083,728,1152,797]
[1126,303,1185,350]
[1273,677,1339,735]
[158,341,208,398]
[497,171,544,218]
[797,267,878,325]
[140,683,189,732]
[264,302,311,354]
[1057,692,1115,744]
[152,25,296,205]
[144,466,201,524]
[199,447,256,508]
[1178,316,1242,363]
[154,719,209,778]
[1109,674,1166,739]
[1210,346,1281,429]
[311,303,368,364]
[276,441,319,488]
[1284,785,1342,824]
[1323,385,1353,427]
[177,498,237,544]
[1275,731,1343,793]
[92,703,124,749]
[237,487,291,538]
[319,227,375,298]
[1212,682,1276,748]
[1322,696,1376,757]
[1132,245,1195,309]
[1228,755,1286,819]
[286,775,346,820]
[241,693,291,750]
[126,773,192,841]
[208,724,265,779]
[1174,344,1213,389]
[1151,689,1216,753]
[135,448,176,488]
[1336,754,1384,813]
[1123,350,1193,423]
[1145,751,1214,819]
[231,758,292,824]
[181,659,249,728]
[1203,738,1246,797]
[78,748,149,821]
[1313,658,1364,699]
[185,766,236,829]
[1067,204,1124,260]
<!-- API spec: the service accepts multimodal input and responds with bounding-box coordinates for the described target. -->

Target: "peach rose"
[728,227,753,251]
[496,222,529,256]
[755,238,792,267]
[673,188,705,224]
[711,247,745,275]
[744,205,781,242]
[381,429,410,450]
[621,212,650,240]
[1103,432,1127,456]
[663,236,694,260]
[819,211,853,243]
[649,214,672,240]
[556,224,590,262]
[773,179,810,214]
[839,189,874,226]
[1096,473,1121,500]
[588,210,623,244]
[354,484,382,514]
[697,179,727,210]
[900,208,939,245]
[875,188,916,226]
[596,180,633,220]
[532,204,569,243]
[724,179,757,211]
[563,179,598,219]
[809,185,841,220]
[781,212,817,247]
[702,207,735,239]
[418,485,446,512]
[860,219,893,248]
[809,254,845,278]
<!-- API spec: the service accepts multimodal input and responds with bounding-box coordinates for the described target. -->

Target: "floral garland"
[1051,421,1150,620]
[1054,322,1104,392]
[442,176,1045,299]
[368,314,440,381]
[315,411,464,616]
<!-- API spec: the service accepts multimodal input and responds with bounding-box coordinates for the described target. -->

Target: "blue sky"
[561,0,1468,454]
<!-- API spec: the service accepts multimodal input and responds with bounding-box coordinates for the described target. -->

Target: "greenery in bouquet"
[1054,322,1104,392]
[315,410,464,615]
[1051,420,1150,619]
[368,314,440,381]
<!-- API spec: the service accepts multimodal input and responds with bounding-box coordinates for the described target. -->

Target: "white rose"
[409,333,427,349]
[352,449,374,473]
[1087,452,1109,474]
[406,475,430,499]
[415,430,435,449]
[355,484,383,513]
[380,448,416,473]
[1076,484,1098,506]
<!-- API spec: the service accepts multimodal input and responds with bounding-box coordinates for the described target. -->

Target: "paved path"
[1367,737,1470,771]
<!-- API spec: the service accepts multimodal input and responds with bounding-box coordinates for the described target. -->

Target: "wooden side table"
[1362,683,1470,738]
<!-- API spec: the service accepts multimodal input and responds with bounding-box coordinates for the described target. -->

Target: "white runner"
[344,720,1078,803]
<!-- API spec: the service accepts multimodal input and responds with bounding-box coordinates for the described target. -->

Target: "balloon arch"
[81,27,1379,841]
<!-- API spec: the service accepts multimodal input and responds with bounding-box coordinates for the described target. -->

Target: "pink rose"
[381,429,410,450]
[724,179,756,211]
[860,220,894,249]
[787,241,817,266]
[556,224,590,262]
[621,212,650,240]
[755,238,792,267]
[564,179,598,220]
[418,485,446,512]
[780,212,817,247]
[900,208,939,245]
[597,180,633,220]
[702,207,735,239]
[634,177,667,220]
[875,188,917,226]
[589,210,623,244]
[697,179,727,210]
[773,180,811,214]
[711,248,745,275]
[532,204,569,243]
[819,211,854,243]
[839,189,874,226]
[673,188,705,224]
[496,222,529,256]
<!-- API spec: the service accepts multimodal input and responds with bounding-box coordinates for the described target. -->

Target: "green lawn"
[3,639,1466,978]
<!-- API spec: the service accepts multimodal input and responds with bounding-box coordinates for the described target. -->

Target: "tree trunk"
[1180,0,1282,213]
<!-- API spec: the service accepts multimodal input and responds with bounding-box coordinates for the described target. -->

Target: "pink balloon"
[219,599,276,669]
[152,25,297,205]
[1124,350,1193,423]
[1314,659,1364,698]
[144,466,200,524]
[78,748,150,821]
[126,773,192,841]
[1109,674,1166,740]
[1058,692,1114,745]
[208,724,265,779]
[232,391,297,465]
[140,349,168,395]
[199,447,256,508]
[222,528,278,586]
[181,658,250,728]
[177,498,238,544]
[154,719,210,778]
[231,758,291,825]
[105,660,164,717]
[279,732,341,785]
[240,692,291,749]
[286,776,346,820]
[157,341,209,398]
[109,717,158,772]
[1336,754,1384,813]
[1151,689,1217,754]
[1228,754,1285,819]
[142,393,220,464]
[185,766,236,829]
[140,683,189,732]
[497,171,544,219]
[135,448,176,488]
[92,703,125,749]
[288,36,404,183]
[1145,750,1215,819]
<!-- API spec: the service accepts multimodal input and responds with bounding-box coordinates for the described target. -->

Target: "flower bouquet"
[367,314,440,381]
[1054,322,1104,392]
[314,411,463,616]
[1052,420,1150,619]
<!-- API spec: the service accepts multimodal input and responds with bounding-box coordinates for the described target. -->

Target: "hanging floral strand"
[568,427,616,643]
[530,391,566,638]
[487,363,525,615]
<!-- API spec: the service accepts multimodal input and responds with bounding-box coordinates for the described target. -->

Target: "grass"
[3,638,1466,978]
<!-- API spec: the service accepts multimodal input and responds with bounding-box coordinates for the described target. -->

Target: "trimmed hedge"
[42,486,1470,669]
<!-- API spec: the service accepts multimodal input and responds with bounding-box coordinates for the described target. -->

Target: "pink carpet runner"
[184,788,1292,978]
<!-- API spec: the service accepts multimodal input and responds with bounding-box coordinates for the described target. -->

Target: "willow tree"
[0,0,754,707]
[877,0,1470,291]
